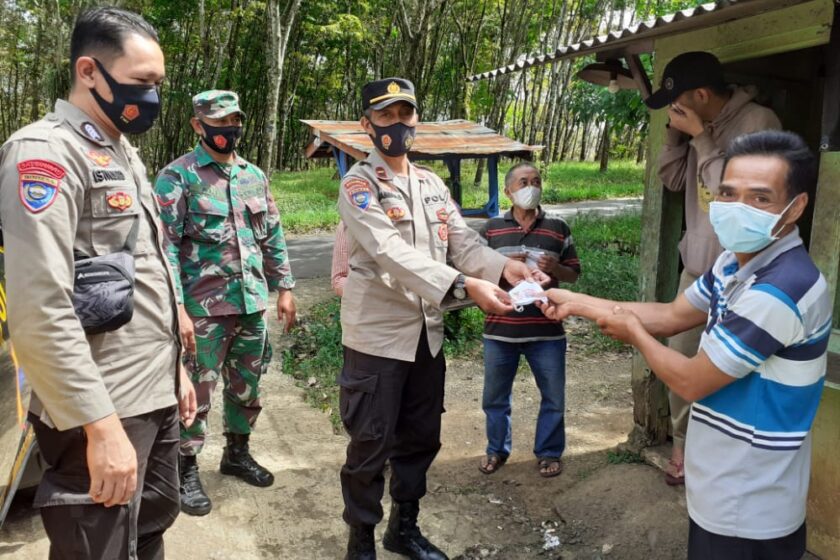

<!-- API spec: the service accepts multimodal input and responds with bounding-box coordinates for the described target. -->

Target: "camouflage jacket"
[154,143,295,317]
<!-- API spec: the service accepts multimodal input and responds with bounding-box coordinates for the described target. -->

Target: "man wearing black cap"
[337,77,546,560]
[645,51,781,486]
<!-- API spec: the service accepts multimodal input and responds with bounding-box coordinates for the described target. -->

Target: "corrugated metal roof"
[467,0,808,82]
[302,119,542,160]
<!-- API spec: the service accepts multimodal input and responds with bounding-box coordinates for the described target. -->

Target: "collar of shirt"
[53,99,114,147]
[503,206,546,229]
[193,142,247,172]
[730,226,803,283]
[366,150,421,183]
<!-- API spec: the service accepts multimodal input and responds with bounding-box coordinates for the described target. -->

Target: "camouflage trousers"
[179,311,271,456]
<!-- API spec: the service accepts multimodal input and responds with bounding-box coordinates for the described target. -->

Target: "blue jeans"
[482,338,567,459]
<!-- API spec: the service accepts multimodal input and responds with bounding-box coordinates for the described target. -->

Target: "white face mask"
[508,280,547,312]
[511,186,541,210]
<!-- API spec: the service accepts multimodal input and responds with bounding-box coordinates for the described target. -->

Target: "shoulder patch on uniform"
[86,150,112,167]
[17,160,65,213]
[344,178,372,211]
[81,122,104,143]
[436,208,449,222]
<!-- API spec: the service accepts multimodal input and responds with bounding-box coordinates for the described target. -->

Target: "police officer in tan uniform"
[338,78,547,560]
[0,8,195,559]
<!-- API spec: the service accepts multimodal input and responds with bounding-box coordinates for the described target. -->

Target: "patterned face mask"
[90,58,160,135]
[369,122,416,157]
[200,122,243,154]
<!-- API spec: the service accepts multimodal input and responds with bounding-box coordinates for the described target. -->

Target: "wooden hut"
[302,119,541,216]
[470,0,840,555]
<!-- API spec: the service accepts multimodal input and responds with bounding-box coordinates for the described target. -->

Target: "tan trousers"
[667,269,705,450]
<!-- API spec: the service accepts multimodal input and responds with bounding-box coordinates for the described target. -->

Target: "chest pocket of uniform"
[245,198,269,240]
[423,202,449,248]
[88,179,146,256]
[380,197,412,225]
[186,194,232,243]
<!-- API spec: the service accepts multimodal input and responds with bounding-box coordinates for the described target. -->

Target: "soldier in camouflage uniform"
[154,90,296,516]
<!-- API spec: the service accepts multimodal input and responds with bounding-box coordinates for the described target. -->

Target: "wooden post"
[807,10,840,555]
[626,54,683,450]
[446,158,463,207]
[487,156,500,217]
[626,54,652,99]
[331,148,348,179]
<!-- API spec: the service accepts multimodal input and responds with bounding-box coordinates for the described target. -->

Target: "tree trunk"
[599,121,610,173]
[259,0,302,173]
[579,120,589,161]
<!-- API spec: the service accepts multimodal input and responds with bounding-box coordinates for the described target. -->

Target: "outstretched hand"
[466,277,515,315]
[536,300,608,323]
[595,305,645,345]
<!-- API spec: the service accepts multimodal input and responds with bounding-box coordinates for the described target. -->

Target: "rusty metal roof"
[467,0,808,82]
[302,119,542,160]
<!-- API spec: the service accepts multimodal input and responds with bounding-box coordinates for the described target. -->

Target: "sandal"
[664,459,685,486]
[538,457,563,478]
[478,454,507,475]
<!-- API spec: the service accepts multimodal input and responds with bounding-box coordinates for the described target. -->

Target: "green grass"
[566,212,641,353]
[271,160,644,234]
[606,450,645,464]
[281,297,345,431]
[270,167,340,233]
[453,160,645,210]
[283,212,641,425]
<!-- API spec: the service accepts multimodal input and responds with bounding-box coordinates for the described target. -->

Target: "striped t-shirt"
[683,229,831,540]
[480,208,580,342]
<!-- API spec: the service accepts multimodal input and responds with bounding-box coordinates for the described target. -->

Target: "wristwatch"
[452,274,467,300]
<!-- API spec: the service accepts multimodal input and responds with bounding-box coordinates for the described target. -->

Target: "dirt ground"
[1,278,694,559]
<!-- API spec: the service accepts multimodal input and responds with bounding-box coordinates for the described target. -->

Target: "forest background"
[0,0,706,178]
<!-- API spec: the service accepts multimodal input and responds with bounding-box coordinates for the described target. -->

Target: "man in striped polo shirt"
[478,162,580,478]
[539,131,830,559]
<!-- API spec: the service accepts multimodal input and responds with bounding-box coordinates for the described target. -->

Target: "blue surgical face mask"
[709,196,798,253]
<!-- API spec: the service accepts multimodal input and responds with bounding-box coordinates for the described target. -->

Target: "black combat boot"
[345,524,376,560]
[382,501,448,560]
[179,454,212,516]
[219,433,274,487]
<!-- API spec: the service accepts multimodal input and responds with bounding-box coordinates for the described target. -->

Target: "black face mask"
[90,58,161,135]
[369,121,416,157]
[200,122,243,154]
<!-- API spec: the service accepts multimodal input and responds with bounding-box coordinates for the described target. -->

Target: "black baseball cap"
[362,78,418,111]
[645,51,727,109]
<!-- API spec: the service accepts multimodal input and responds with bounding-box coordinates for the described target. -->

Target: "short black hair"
[504,162,540,189]
[70,7,159,80]
[723,130,818,199]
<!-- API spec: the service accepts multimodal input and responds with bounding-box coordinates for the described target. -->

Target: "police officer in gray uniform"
[0,8,195,559]
[338,78,547,560]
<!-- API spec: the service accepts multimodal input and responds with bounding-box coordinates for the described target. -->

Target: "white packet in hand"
[509,280,547,312]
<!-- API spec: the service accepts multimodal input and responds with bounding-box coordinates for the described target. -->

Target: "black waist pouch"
[72,218,138,335]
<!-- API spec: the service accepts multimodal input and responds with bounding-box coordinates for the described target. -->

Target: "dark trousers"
[688,518,806,560]
[30,405,180,560]
[339,328,446,527]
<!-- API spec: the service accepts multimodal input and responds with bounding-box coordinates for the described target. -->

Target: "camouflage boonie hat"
[193,90,245,119]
